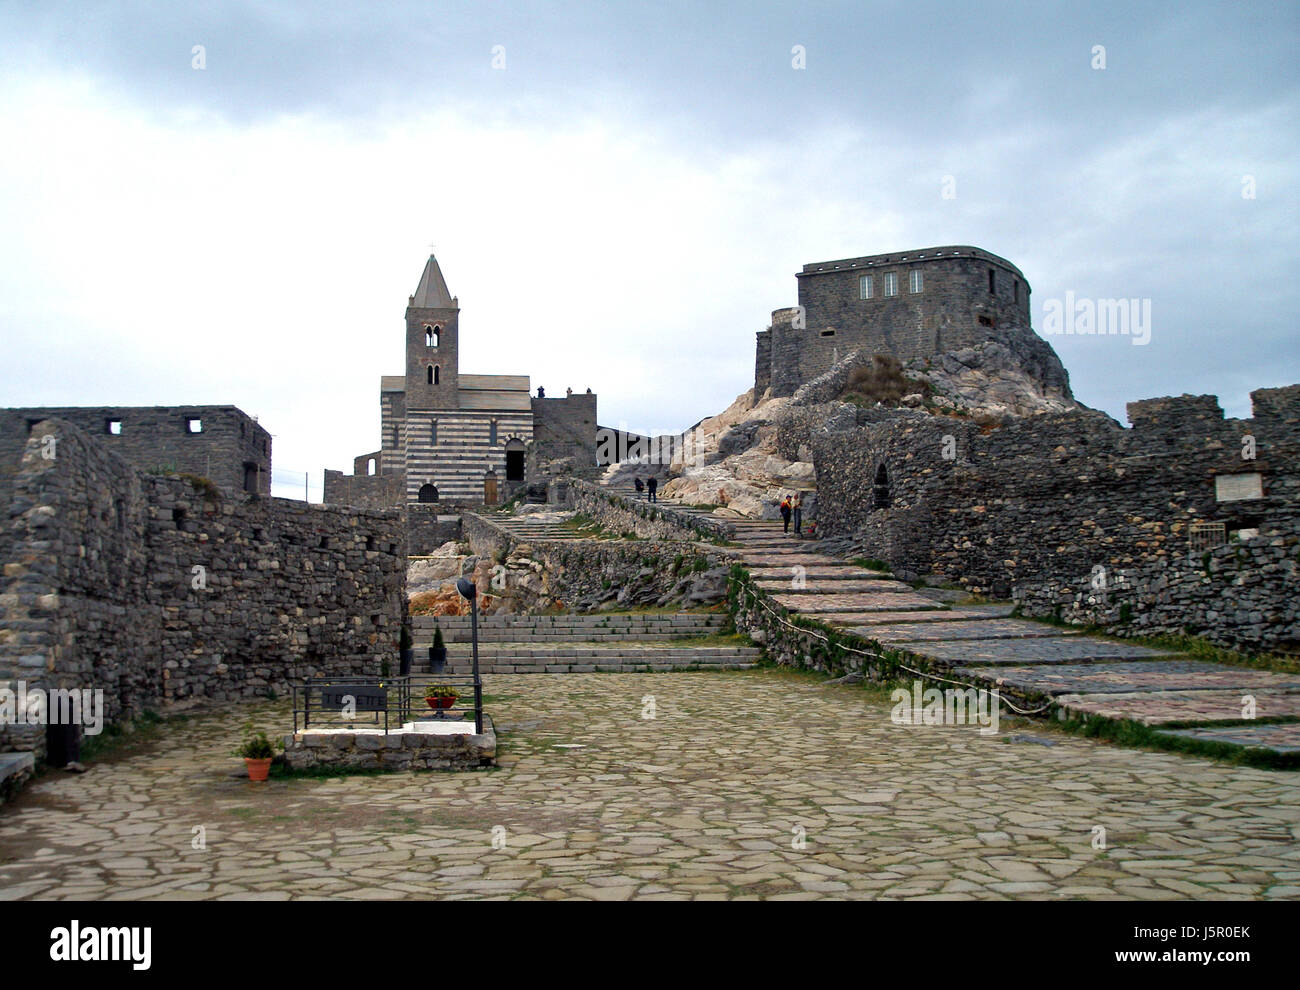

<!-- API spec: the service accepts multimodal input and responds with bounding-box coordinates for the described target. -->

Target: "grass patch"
[850,557,891,573]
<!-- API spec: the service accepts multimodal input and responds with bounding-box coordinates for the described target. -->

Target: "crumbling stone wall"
[323,469,405,511]
[0,405,271,498]
[0,419,407,760]
[808,385,1299,651]
[405,503,464,554]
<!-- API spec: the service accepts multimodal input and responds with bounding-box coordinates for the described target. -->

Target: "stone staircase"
[410,612,759,674]
[609,488,1300,759]
[483,512,584,541]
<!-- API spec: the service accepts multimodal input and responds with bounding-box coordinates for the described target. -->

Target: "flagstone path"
[1,676,1298,901]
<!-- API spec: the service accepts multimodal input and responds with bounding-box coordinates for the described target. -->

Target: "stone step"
[439,660,760,674]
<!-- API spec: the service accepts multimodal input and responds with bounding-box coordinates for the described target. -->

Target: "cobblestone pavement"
[2,671,1298,901]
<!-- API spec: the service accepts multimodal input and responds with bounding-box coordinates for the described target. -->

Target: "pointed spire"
[412,254,454,308]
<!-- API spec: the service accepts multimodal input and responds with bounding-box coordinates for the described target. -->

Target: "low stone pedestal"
[283,719,495,772]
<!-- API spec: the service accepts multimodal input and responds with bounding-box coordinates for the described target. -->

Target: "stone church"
[324,255,600,508]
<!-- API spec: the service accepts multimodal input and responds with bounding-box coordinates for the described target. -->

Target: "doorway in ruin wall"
[483,469,499,506]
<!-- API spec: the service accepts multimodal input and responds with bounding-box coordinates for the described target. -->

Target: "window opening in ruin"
[418,484,439,503]
[367,458,376,476]
[243,462,259,494]
[427,365,434,385]
[489,419,498,444]
[430,420,437,445]
[1013,279,1019,304]
[366,536,376,551]
[821,329,835,337]
[872,463,892,510]
[978,315,995,328]
[909,270,923,293]
[107,419,122,435]
[988,268,995,293]
[187,418,202,434]
[173,507,186,527]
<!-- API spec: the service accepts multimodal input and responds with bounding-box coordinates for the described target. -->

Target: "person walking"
[792,491,803,536]
[779,494,792,533]
[647,475,658,503]
[634,477,644,499]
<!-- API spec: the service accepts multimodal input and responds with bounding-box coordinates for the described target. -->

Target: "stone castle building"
[325,255,599,508]
[756,245,1070,398]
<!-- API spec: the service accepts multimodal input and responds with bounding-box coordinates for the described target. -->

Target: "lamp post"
[455,578,484,734]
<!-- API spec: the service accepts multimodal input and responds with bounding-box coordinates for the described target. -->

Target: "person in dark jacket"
[779,494,792,533]
[647,475,658,503]
[634,477,644,498]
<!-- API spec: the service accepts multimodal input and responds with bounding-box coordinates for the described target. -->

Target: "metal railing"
[291,673,483,735]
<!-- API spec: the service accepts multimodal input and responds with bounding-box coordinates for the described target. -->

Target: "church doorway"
[505,439,526,481]
[483,469,499,506]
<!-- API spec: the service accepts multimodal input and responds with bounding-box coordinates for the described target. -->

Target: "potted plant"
[429,624,447,674]
[399,623,414,676]
[235,728,277,782]
[424,683,459,710]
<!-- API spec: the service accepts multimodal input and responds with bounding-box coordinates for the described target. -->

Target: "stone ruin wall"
[801,385,1300,652]
[0,419,408,760]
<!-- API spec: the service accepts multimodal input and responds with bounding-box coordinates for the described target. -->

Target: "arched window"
[417,484,439,503]
[433,365,440,385]
[872,463,892,510]
[367,458,376,476]
[424,325,440,348]
[489,419,498,444]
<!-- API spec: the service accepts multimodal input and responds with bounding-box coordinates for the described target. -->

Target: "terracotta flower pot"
[426,695,456,710]
[244,757,272,782]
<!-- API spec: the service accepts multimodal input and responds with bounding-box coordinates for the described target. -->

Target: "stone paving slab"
[1055,689,1300,725]
[772,592,943,613]
[747,566,887,580]
[2,674,1299,901]
[913,636,1179,666]
[756,579,916,594]
[865,619,1083,643]
[831,606,1011,628]
[956,660,1300,696]
[1153,723,1300,753]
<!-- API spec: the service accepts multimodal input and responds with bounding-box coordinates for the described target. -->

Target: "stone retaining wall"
[570,480,733,542]
[282,725,495,771]
[1014,519,1300,653]
[0,419,408,761]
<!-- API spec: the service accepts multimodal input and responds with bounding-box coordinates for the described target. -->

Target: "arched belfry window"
[433,365,440,385]
[427,365,433,384]
[872,462,892,510]
[425,325,440,348]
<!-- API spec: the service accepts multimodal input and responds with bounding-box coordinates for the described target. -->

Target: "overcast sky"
[1,1,1296,499]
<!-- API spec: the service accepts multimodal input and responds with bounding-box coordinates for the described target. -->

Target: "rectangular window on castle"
[884,273,898,297]
[909,270,923,294]
[430,420,437,445]
[859,274,873,299]
[107,419,122,436]
[187,418,203,434]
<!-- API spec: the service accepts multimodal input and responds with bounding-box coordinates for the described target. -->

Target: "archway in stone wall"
[872,462,892,510]
[504,438,526,482]
[417,483,439,503]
